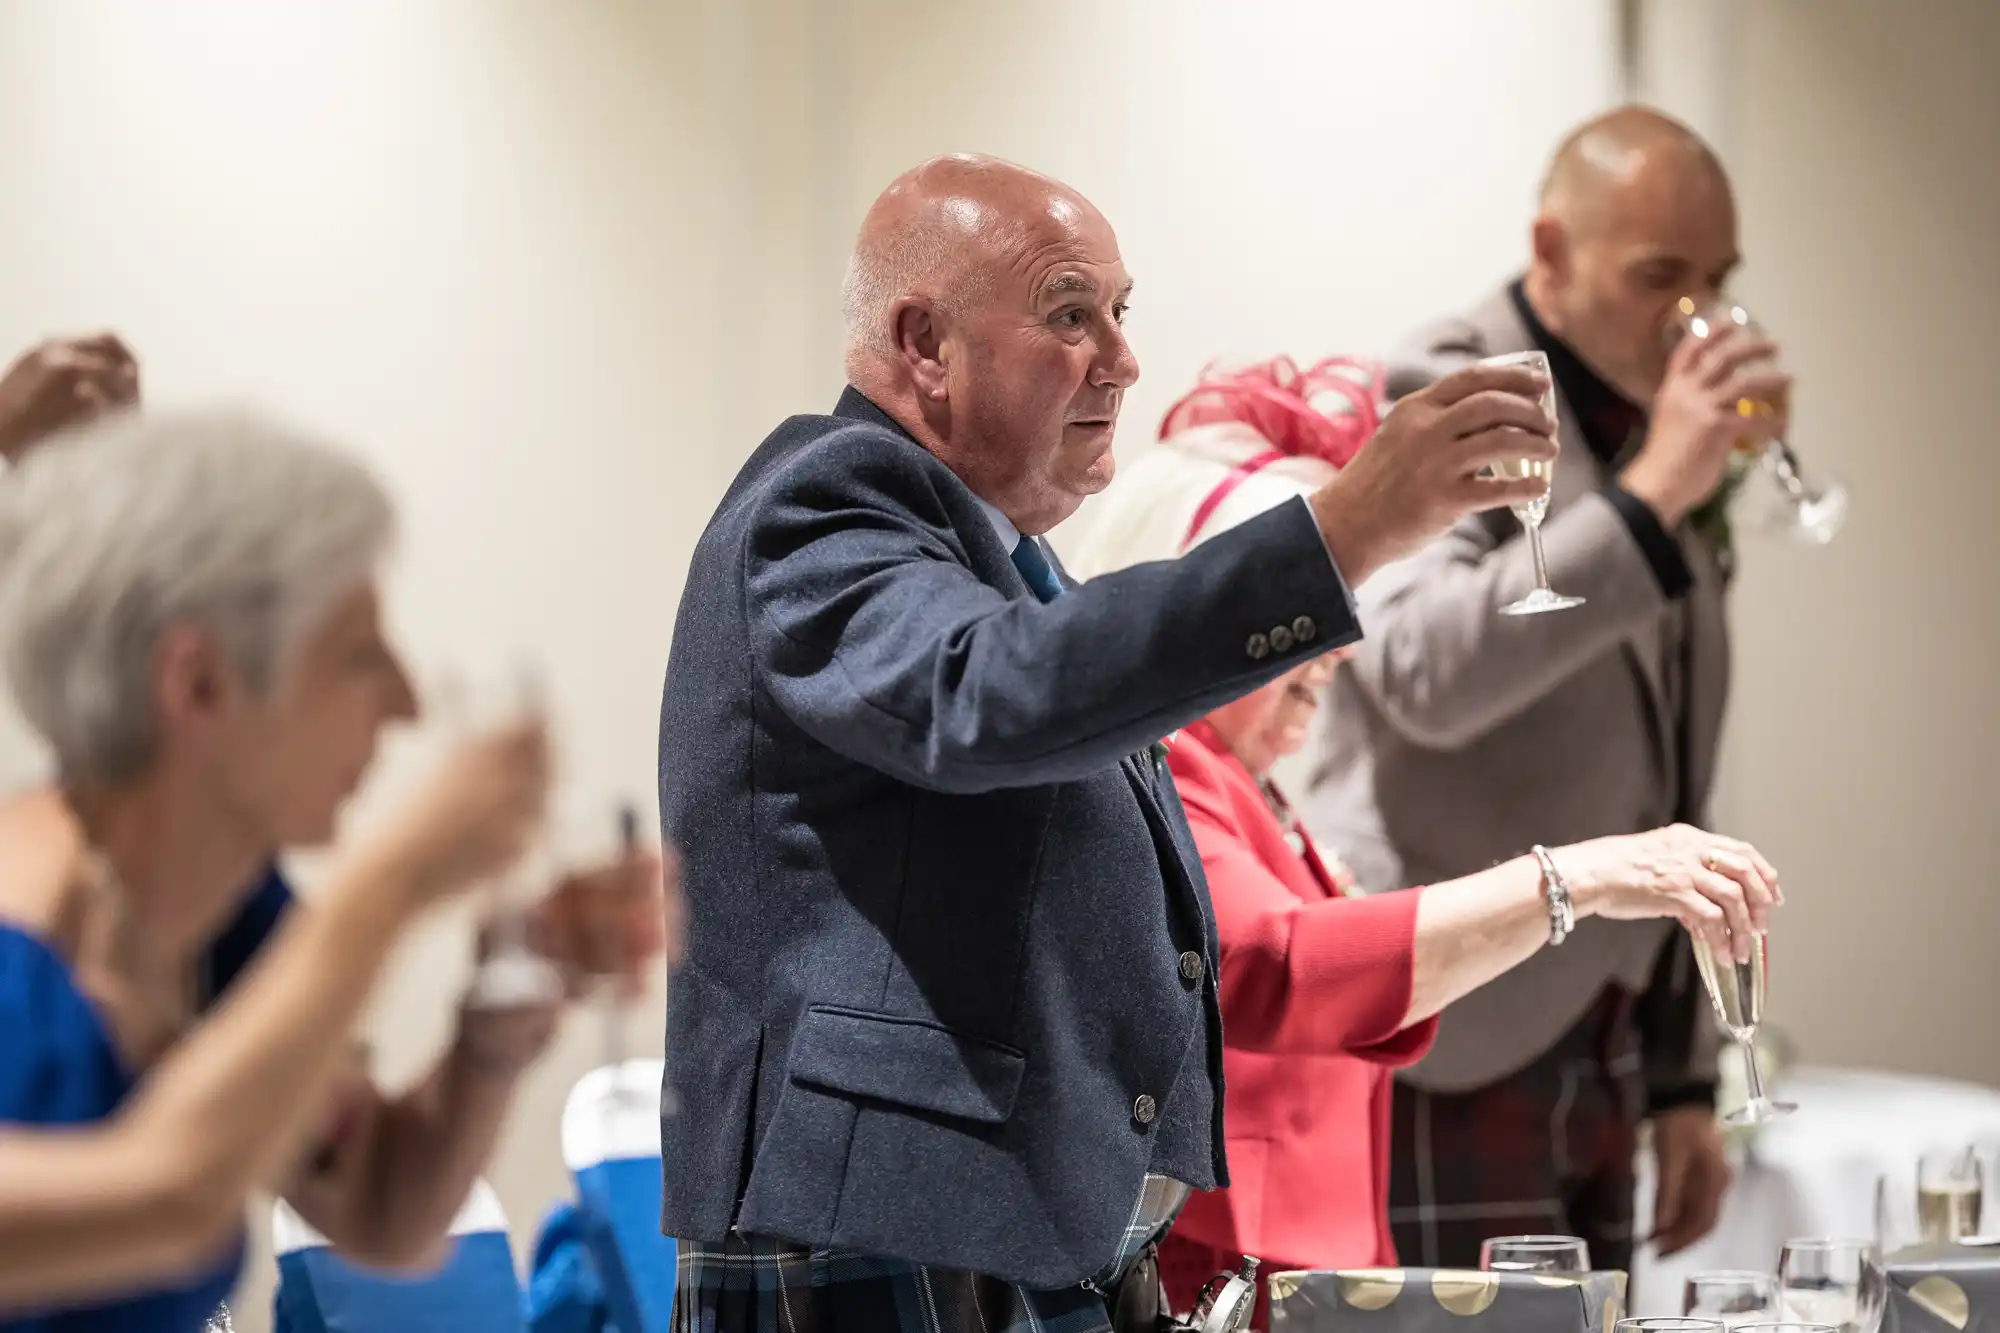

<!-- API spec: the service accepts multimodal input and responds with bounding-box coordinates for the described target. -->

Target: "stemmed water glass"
[1690,928,1794,1125]
[1777,1238,1888,1333]
[1479,1235,1591,1273]
[1665,298,1849,544]
[1684,1270,1781,1327]
[1479,350,1584,615]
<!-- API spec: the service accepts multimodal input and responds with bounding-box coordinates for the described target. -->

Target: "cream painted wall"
[1647,0,2000,1087]
[0,1,731,1325]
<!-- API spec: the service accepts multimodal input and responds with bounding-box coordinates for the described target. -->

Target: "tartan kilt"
[1386,985,1644,1273]
[672,1176,1191,1333]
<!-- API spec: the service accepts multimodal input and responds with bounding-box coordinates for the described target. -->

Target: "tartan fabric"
[1386,986,1644,1274]
[673,1176,1191,1333]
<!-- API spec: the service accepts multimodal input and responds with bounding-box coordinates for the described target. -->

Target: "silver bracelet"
[1531,844,1574,946]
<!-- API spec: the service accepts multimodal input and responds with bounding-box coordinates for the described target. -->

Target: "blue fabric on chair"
[526,1201,610,1333]
[562,1061,677,1333]
[272,1180,526,1333]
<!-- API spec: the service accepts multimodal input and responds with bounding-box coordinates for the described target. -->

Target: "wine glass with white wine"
[1691,928,1794,1126]
[1664,298,1848,545]
[1479,350,1584,615]
[1917,1147,1984,1243]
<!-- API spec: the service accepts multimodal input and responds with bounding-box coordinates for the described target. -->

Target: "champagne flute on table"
[1664,298,1849,545]
[1778,1238,1887,1333]
[1691,927,1794,1125]
[1479,350,1584,615]
[1918,1146,1984,1243]
[1479,1235,1591,1273]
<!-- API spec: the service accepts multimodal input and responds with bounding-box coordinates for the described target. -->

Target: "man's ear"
[893,298,950,402]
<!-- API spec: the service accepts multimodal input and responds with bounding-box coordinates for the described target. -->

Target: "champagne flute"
[1684,1271,1780,1327]
[1665,298,1849,545]
[1918,1147,1984,1243]
[432,652,567,1011]
[1479,1234,1591,1273]
[1481,350,1585,615]
[1690,928,1795,1125]
[1777,1238,1887,1333]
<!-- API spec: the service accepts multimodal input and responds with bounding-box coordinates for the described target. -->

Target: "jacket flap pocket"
[788,1006,1024,1125]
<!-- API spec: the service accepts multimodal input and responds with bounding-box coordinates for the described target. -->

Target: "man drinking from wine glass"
[1304,105,1791,1273]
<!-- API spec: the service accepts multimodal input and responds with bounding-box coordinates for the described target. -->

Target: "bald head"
[1539,106,1731,236]
[1525,106,1741,402]
[842,154,1101,365]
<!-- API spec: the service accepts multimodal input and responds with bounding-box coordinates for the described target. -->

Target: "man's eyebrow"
[1040,273,1097,299]
[1038,273,1137,302]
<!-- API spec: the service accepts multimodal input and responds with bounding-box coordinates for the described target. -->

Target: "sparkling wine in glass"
[1665,298,1848,545]
[1481,350,1585,616]
[1684,1271,1780,1327]
[1917,1147,1984,1243]
[1691,929,1795,1125]
[1479,1234,1591,1273]
[1778,1238,1887,1333]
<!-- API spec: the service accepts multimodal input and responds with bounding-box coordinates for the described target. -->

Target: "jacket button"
[1245,632,1270,660]
[1292,615,1317,643]
[1269,624,1295,653]
[1178,951,1206,984]
[1132,1094,1158,1126]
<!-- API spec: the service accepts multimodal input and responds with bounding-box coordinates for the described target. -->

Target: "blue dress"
[0,868,294,1333]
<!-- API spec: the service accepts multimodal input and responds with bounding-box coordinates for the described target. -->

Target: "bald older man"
[1306,107,1790,1271]
[656,155,1560,1332]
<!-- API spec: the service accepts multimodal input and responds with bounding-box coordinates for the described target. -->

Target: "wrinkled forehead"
[1598,152,1738,258]
[984,193,1130,305]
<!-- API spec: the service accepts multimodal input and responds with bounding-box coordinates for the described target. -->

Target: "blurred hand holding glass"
[430,654,675,1115]
[1684,1270,1780,1327]
[1778,1238,1887,1333]
[431,654,567,1010]
[1664,299,1848,544]
[1478,350,1585,615]
[1479,1234,1591,1273]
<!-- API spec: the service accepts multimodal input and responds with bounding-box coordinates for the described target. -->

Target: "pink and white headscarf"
[1063,355,1389,580]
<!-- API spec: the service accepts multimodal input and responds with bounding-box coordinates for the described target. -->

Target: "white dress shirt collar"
[974,494,1023,553]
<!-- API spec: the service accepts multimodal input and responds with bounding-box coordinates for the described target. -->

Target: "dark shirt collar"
[1508,279,1646,469]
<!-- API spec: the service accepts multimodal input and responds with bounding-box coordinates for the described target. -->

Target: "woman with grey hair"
[0,409,673,1329]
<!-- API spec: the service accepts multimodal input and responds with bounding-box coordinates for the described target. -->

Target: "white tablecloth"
[1629,1066,2000,1316]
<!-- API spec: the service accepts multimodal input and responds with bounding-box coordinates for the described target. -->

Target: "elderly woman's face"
[209,582,418,847]
[1205,651,1344,778]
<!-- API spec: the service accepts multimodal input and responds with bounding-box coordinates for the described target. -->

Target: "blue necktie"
[1011,536,1063,603]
